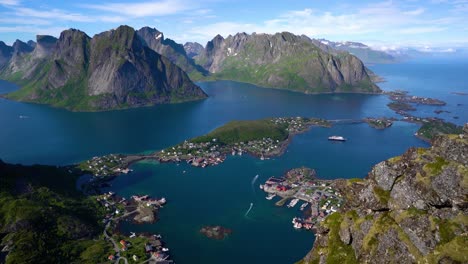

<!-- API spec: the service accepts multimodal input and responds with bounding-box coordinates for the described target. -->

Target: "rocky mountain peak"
[27,40,36,48]
[12,39,33,54]
[0,41,13,67]
[34,35,58,58]
[183,42,204,58]
[1,25,207,111]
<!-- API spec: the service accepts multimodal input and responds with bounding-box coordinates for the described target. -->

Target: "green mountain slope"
[195,32,380,94]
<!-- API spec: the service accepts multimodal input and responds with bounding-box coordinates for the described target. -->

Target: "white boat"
[300,202,308,211]
[259,184,264,190]
[162,248,169,252]
[287,198,299,208]
[266,193,276,200]
[328,136,346,141]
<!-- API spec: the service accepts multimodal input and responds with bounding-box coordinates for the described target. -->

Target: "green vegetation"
[423,157,449,176]
[372,186,390,205]
[417,120,463,141]
[191,119,289,145]
[315,212,358,264]
[0,160,111,263]
[386,101,415,112]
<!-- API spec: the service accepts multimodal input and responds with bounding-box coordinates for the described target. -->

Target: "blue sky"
[1,0,467,51]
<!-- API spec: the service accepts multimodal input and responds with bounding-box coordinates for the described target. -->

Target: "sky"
[1,0,467,51]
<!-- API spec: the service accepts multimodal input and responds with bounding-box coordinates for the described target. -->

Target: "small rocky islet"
[199,226,233,240]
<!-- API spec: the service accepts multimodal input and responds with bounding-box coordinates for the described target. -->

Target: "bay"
[1,57,466,263]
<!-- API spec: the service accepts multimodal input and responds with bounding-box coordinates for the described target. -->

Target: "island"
[199,226,232,240]
[385,90,446,106]
[155,117,331,167]
[364,117,396,129]
[387,101,416,113]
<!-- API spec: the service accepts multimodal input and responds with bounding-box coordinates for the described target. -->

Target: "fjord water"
[0,57,466,263]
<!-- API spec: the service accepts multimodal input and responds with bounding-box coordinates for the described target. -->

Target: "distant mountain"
[316,39,397,64]
[0,26,207,111]
[27,40,36,48]
[184,42,204,58]
[136,27,208,80]
[195,32,380,94]
[0,41,13,67]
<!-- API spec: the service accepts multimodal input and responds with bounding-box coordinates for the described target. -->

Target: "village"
[260,167,344,231]
[156,117,330,167]
[96,191,174,263]
[79,154,133,176]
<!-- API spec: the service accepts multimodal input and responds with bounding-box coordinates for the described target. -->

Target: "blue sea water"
[0,57,467,263]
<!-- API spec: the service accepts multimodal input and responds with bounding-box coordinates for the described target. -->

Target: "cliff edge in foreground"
[302,124,467,263]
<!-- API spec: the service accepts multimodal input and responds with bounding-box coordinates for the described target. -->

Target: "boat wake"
[251,174,259,193]
[244,203,253,217]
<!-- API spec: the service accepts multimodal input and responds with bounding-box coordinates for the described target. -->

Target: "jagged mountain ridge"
[136,27,208,80]
[302,126,468,263]
[195,32,380,94]
[0,26,207,111]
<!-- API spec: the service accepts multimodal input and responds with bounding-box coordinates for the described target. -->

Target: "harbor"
[261,167,344,231]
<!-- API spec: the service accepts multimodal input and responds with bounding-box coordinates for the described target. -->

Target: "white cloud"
[403,8,425,15]
[0,0,20,6]
[83,0,194,17]
[13,7,93,22]
[181,1,467,48]
[400,26,446,34]
[0,25,67,36]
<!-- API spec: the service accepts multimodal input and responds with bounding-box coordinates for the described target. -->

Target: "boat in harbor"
[266,193,276,200]
[287,198,299,208]
[300,202,308,211]
[259,184,264,190]
[328,136,346,141]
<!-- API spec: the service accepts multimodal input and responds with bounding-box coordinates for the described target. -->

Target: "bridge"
[327,119,365,124]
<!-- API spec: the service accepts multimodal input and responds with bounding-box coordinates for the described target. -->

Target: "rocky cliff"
[184,42,204,58]
[302,125,468,263]
[1,26,207,111]
[195,32,380,94]
[0,41,13,68]
[136,27,208,80]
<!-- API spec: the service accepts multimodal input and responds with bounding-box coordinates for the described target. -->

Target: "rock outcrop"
[183,42,204,58]
[302,126,468,263]
[0,26,207,111]
[195,32,380,94]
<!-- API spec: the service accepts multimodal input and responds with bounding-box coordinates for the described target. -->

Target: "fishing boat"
[287,198,299,208]
[300,202,308,211]
[266,193,276,200]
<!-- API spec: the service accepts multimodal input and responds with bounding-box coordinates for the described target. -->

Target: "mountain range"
[0,26,381,111]
[0,26,207,111]
[314,39,397,64]
[194,32,380,94]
